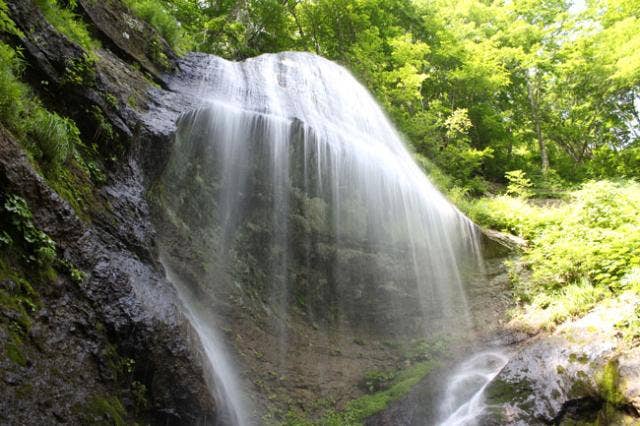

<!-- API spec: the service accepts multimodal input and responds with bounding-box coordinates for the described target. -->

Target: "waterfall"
[154,51,486,424]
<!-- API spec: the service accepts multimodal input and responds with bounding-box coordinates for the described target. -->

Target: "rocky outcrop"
[0,0,216,424]
[483,292,640,425]
[78,0,176,81]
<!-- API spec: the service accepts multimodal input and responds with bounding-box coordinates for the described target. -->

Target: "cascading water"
[438,351,509,425]
[154,51,490,424]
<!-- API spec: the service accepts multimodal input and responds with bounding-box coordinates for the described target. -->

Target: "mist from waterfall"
[155,52,487,425]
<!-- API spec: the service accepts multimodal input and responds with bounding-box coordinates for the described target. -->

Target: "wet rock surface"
[484,292,640,425]
[0,0,216,424]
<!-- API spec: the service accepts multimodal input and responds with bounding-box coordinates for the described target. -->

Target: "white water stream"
[439,351,509,426]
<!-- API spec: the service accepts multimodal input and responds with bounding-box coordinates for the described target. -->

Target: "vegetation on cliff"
[466,179,640,336]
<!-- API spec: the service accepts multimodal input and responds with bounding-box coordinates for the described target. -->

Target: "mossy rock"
[485,378,534,405]
[596,360,627,407]
[80,395,126,426]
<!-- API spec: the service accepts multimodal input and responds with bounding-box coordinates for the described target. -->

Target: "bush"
[465,195,561,239]
[527,181,640,291]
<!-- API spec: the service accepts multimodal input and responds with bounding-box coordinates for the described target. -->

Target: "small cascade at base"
[438,351,509,426]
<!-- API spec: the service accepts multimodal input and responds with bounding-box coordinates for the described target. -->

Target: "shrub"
[505,169,533,199]
[528,181,640,291]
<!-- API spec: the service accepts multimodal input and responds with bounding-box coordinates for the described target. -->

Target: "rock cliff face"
[0,1,214,424]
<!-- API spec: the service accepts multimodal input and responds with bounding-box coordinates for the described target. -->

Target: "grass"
[0,34,105,217]
[122,0,189,53]
[34,0,99,52]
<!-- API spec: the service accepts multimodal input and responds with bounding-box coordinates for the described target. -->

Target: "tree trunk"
[527,75,549,174]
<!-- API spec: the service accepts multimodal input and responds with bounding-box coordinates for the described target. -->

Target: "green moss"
[485,378,533,405]
[45,156,101,220]
[360,369,395,393]
[0,255,42,330]
[15,383,33,399]
[329,361,435,425]
[596,360,626,407]
[279,361,436,426]
[6,333,27,366]
[568,378,592,399]
[83,395,126,426]
[569,353,590,364]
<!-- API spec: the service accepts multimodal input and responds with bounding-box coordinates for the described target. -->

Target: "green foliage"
[69,264,86,284]
[34,0,99,51]
[464,195,559,239]
[0,42,26,130]
[0,41,84,170]
[528,181,640,291]
[4,195,57,266]
[28,108,80,167]
[0,0,22,37]
[281,360,436,425]
[63,54,97,86]
[361,370,395,393]
[468,180,640,330]
[0,40,102,217]
[83,396,126,426]
[123,0,189,52]
[505,170,533,199]
[522,280,609,328]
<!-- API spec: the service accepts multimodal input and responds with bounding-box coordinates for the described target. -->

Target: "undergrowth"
[0,34,105,217]
[461,179,640,334]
